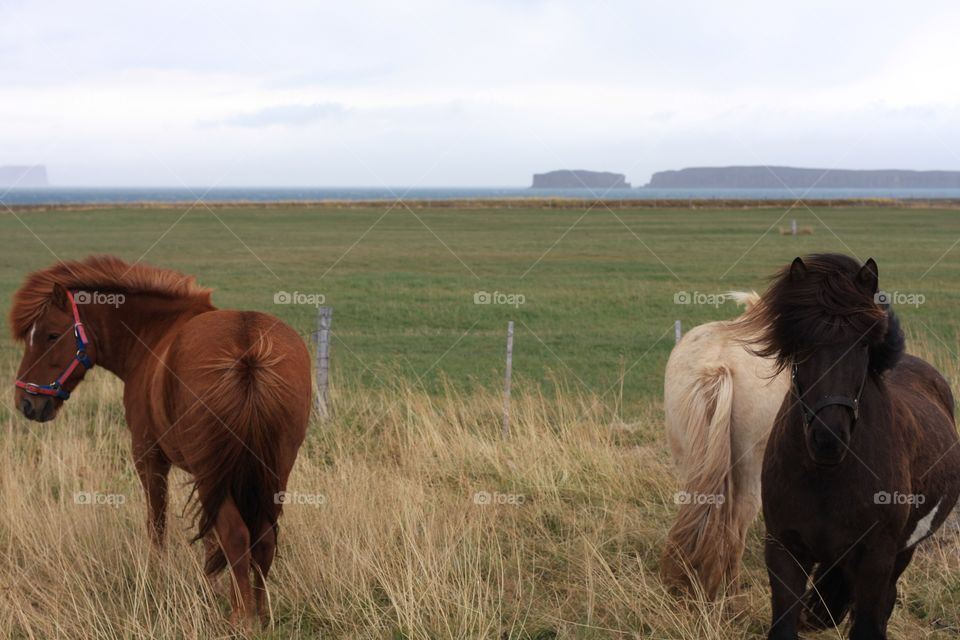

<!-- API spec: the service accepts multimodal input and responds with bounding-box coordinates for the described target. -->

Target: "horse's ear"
[51,283,70,311]
[789,257,806,281]
[857,258,879,294]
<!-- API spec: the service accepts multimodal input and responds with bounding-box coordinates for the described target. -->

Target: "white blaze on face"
[906,499,942,548]
[28,323,36,347]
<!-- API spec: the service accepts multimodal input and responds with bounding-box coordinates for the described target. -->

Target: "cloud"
[3,0,960,185]
[220,102,348,128]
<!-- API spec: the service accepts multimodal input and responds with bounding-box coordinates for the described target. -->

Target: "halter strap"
[15,290,94,401]
[792,361,868,426]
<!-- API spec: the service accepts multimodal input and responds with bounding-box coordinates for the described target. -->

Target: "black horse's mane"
[872,309,904,373]
[740,253,904,373]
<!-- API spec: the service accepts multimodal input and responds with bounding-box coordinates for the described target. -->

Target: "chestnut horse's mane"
[738,253,903,373]
[9,255,212,341]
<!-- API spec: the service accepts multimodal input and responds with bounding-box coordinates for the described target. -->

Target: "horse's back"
[889,353,955,421]
[171,307,300,362]
[174,310,310,376]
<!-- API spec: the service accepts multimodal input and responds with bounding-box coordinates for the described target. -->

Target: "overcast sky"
[3,0,960,187]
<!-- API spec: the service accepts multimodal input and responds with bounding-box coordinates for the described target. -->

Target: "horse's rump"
[661,308,788,598]
[165,310,312,574]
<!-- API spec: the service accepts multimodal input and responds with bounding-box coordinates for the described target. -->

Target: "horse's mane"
[872,308,905,373]
[9,255,212,341]
[738,253,902,373]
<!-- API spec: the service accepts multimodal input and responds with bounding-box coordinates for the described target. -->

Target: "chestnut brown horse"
[11,256,312,624]
[744,254,960,640]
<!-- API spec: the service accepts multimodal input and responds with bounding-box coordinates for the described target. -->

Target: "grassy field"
[2,203,960,408]
[2,203,960,638]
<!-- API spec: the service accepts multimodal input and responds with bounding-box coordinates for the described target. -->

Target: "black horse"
[741,254,960,640]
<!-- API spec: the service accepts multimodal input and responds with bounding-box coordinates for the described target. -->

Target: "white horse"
[660,292,789,599]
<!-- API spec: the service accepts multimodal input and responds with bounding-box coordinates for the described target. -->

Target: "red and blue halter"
[15,290,94,400]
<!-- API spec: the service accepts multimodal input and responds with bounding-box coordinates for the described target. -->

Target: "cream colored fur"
[660,292,790,599]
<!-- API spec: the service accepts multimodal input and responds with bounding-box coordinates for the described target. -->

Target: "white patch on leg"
[906,499,942,548]
[28,323,36,347]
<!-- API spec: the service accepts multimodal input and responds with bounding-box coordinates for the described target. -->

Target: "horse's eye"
[47,333,60,342]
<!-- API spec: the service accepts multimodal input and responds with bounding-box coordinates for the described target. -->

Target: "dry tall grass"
[1,348,959,639]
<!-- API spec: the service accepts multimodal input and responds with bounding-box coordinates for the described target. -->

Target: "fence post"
[791,218,797,236]
[502,321,514,438]
[674,319,682,344]
[315,306,333,419]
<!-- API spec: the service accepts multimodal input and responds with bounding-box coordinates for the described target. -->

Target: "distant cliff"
[0,165,48,188]
[645,166,960,189]
[532,170,631,189]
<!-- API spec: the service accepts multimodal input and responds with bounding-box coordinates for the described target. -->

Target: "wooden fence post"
[674,319,682,344]
[315,306,333,419]
[502,321,514,438]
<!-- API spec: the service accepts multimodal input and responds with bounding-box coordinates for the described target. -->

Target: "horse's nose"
[37,397,55,422]
[812,428,840,450]
[810,425,848,463]
[21,397,36,419]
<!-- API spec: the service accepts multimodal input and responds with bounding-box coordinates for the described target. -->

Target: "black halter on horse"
[791,353,869,427]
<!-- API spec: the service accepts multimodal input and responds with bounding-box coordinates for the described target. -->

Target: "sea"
[5,186,960,205]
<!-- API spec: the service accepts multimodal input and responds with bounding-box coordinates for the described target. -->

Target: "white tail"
[727,290,760,311]
[660,363,741,598]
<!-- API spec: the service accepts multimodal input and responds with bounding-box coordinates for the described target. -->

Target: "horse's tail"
[188,329,289,576]
[727,290,761,312]
[661,362,741,599]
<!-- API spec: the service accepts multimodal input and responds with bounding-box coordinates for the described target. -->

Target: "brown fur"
[748,254,960,639]
[738,253,888,372]
[9,255,211,341]
[11,256,312,625]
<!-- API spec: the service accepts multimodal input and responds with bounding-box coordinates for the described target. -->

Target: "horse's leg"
[212,496,255,625]
[728,433,764,590]
[251,522,277,624]
[847,543,898,640]
[765,536,812,640]
[133,445,170,547]
[202,534,229,597]
[879,547,915,623]
[799,561,851,630]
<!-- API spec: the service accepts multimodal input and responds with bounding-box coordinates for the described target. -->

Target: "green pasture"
[2,203,959,412]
